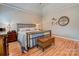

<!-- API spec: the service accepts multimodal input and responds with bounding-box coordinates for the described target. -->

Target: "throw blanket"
[18,31,44,50]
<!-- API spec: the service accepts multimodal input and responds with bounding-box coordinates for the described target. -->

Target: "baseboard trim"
[52,34,79,42]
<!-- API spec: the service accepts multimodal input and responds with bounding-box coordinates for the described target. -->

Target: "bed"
[17,23,51,51]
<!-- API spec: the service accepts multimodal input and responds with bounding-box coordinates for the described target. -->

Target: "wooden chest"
[37,37,55,51]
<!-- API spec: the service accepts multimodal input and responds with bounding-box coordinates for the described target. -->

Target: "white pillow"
[19,28,30,31]
[29,27,36,31]
[19,27,37,31]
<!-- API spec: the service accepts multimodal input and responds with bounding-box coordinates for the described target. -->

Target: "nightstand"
[7,31,17,43]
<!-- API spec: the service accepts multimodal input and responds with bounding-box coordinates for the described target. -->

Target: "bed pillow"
[29,27,36,31]
[19,28,30,31]
[19,27,37,31]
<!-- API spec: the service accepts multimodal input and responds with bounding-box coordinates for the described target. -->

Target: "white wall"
[1,3,79,40]
[42,4,79,40]
[0,4,42,32]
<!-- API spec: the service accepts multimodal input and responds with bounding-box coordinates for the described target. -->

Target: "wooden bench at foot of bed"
[37,36,55,51]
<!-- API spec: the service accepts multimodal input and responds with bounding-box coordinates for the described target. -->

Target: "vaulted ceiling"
[0,3,79,15]
[8,3,78,10]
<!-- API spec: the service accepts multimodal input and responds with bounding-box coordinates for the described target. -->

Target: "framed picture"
[58,16,69,26]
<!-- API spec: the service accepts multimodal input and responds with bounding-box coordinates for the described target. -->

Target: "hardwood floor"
[9,37,79,56]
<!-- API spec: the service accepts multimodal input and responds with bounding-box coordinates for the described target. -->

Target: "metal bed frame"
[17,23,51,51]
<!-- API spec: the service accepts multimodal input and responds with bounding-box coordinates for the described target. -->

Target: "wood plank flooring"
[9,37,79,56]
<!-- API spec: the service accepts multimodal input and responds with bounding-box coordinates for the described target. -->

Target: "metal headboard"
[17,23,36,31]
